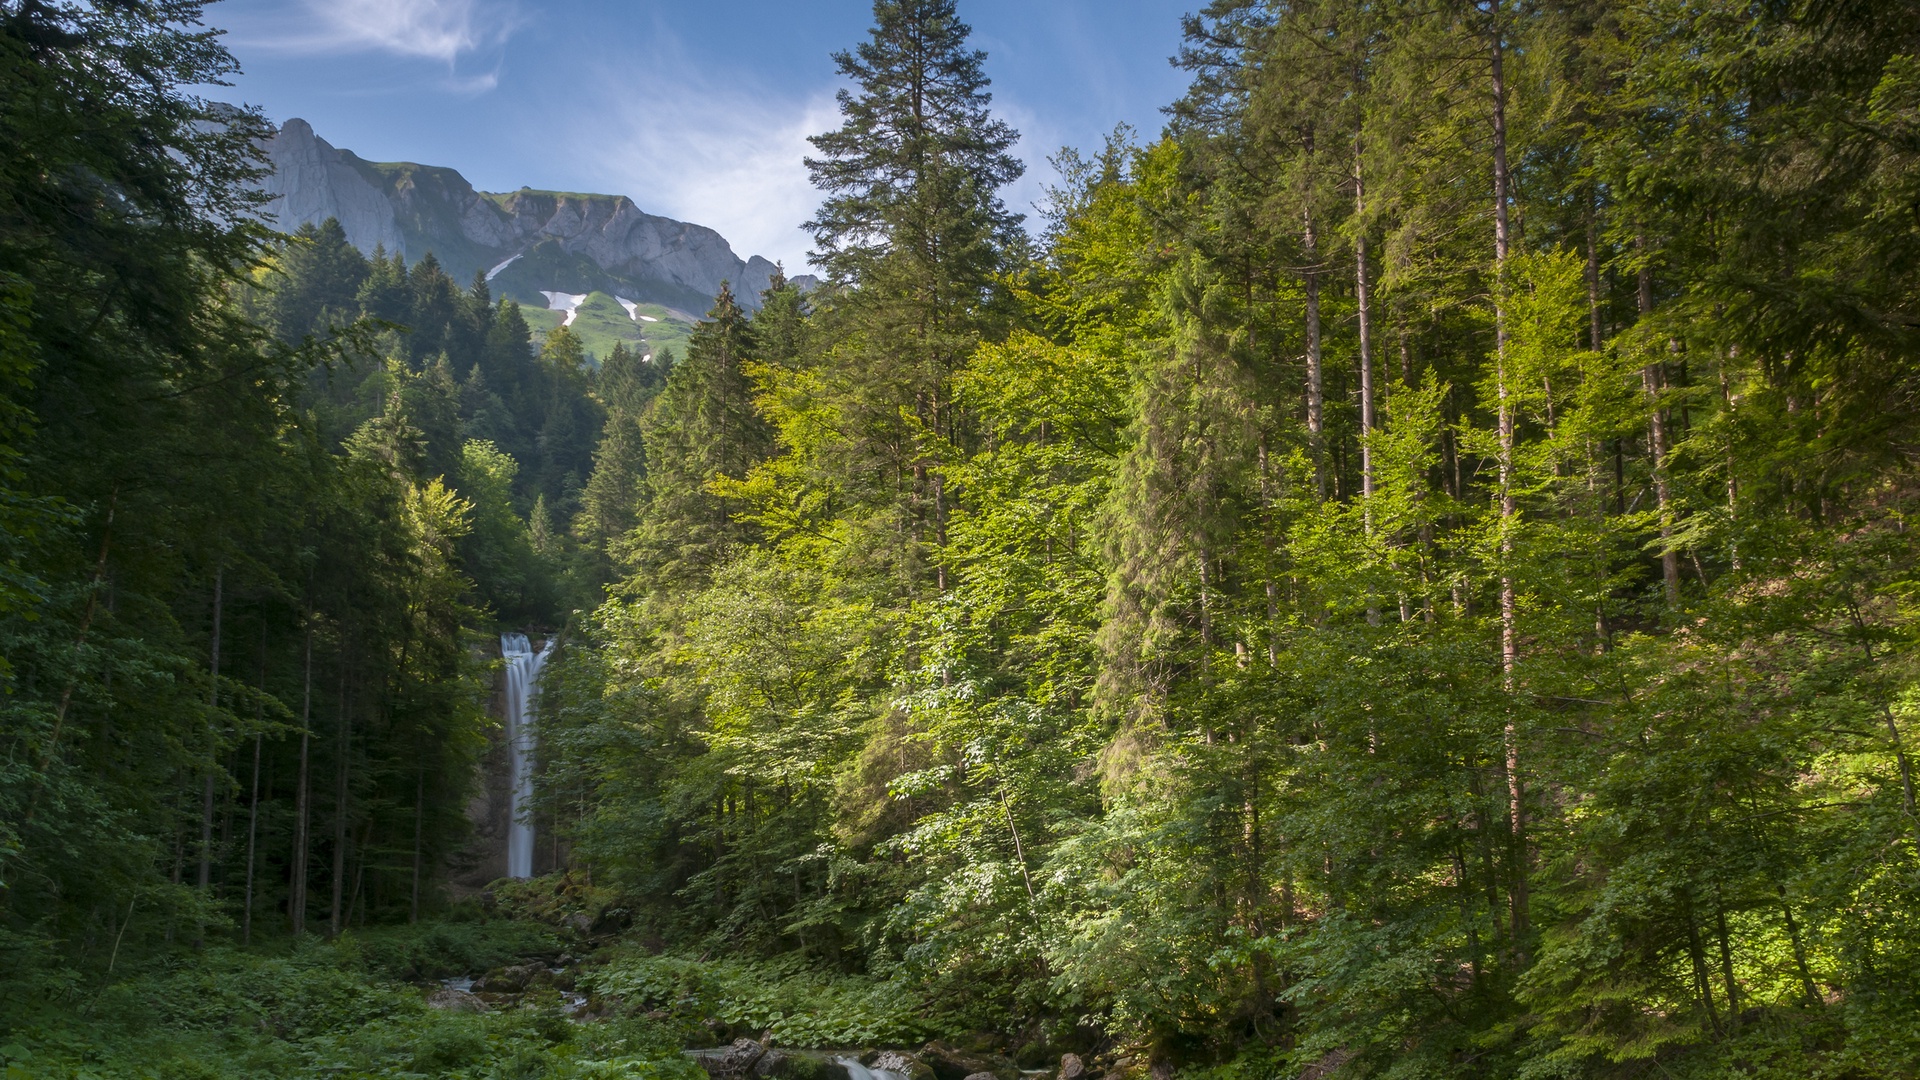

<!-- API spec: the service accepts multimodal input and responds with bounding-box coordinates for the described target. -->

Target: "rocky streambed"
[425,958,592,1017]
[424,952,1130,1080]
[689,1039,1115,1080]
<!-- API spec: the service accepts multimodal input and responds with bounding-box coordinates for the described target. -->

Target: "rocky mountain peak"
[256,119,810,311]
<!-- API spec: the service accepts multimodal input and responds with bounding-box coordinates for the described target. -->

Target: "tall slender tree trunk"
[1636,244,1681,605]
[243,626,265,945]
[290,623,313,935]
[1355,140,1381,626]
[1302,126,1325,499]
[242,732,262,945]
[329,667,350,939]
[1585,200,1613,649]
[198,566,224,895]
[1489,6,1529,946]
[1585,198,1605,352]
[411,767,425,924]
[1356,142,1376,512]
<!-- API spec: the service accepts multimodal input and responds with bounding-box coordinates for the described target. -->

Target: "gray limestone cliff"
[257,119,805,311]
[257,119,403,255]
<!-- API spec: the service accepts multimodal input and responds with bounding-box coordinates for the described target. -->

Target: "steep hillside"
[525,290,697,364]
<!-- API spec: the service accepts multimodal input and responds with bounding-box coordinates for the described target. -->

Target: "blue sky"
[210,0,1199,270]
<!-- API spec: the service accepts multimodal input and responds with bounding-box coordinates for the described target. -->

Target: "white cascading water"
[834,1059,908,1080]
[500,632,554,879]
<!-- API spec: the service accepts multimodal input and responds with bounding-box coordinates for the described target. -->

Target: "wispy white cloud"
[571,52,838,273]
[557,23,1096,273]
[226,0,518,72]
[304,0,516,62]
[574,85,1069,274]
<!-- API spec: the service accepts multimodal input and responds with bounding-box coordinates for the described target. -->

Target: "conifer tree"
[803,0,1025,592]
[627,287,770,591]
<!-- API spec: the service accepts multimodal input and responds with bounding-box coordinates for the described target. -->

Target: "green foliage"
[541,1,1920,1077]
[586,951,952,1047]
[0,932,691,1080]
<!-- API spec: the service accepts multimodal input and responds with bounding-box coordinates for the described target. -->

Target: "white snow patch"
[614,296,660,323]
[484,253,523,282]
[540,290,589,327]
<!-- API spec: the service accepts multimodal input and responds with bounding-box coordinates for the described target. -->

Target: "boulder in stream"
[699,1039,770,1079]
[427,986,489,1013]
[1058,1055,1085,1080]
[872,1050,937,1080]
[475,962,547,993]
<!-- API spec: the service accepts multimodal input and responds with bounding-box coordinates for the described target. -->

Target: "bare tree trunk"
[329,667,350,939]
[1302,126,1325,499]
[194,566,224,948]
[198,567,224,895]
[411,767,425,924]
[1489,7,1529,946]
[290,623,313,935]
[1585,197,1604,352]
[1355,139,1382,626]
[1356,142,1376,512]
[243,734,262,944]
[243,627,266,945]
[1584,198,1614,650]
[1636,243,1681,606]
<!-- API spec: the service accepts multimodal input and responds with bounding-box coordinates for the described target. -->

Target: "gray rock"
[1058,1055,1085,1080]
[699,1039,769,1079]
[872,1052,936,1080]
[255,119,816,310]
[257,119,404,255]
[474,962,543,993]
[426,986,488,1013]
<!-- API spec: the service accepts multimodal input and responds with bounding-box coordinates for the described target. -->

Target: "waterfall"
[501,632,554,880]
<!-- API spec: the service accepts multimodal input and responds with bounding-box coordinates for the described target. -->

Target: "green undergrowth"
[0,922,696,1080]
[585,951,961,1049]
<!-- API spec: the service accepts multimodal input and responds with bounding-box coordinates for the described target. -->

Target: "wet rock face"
[475,962,547,994]
[697,1038,770,1080]
[870,1051,936,1080]
[426,986,489,1013]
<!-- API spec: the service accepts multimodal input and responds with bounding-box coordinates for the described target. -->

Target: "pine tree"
[627,287,771,591]
[801,0,1026,593]
[265,219,369,342]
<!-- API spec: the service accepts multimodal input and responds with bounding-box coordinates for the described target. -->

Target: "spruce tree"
[802,0,1026,592]
[627,286,770,591]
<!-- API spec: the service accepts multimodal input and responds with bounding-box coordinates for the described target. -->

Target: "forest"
[2,0,1918,1077]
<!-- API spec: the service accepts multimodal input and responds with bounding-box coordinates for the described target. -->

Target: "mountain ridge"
[259,118,809,312]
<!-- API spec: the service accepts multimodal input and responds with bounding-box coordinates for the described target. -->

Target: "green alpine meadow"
[2,0,1918,1077]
